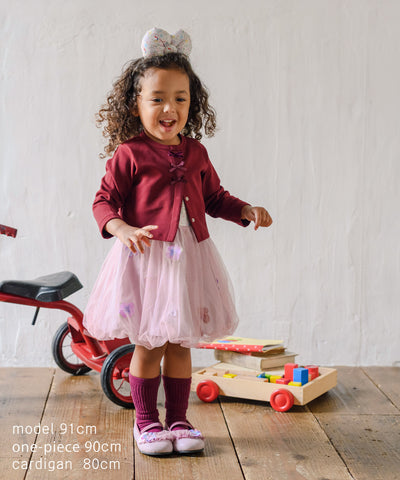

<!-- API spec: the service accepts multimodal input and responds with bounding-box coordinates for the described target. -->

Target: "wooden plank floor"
[1,366,399,479]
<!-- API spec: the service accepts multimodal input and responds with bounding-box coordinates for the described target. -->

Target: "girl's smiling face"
[135,67,190,146]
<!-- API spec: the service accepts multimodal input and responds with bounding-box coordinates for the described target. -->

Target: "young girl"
[84,28,272,456]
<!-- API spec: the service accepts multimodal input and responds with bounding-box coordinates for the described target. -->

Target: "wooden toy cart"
[192,363,337,412]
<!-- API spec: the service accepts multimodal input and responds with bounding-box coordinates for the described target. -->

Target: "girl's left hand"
[241,205,273,230]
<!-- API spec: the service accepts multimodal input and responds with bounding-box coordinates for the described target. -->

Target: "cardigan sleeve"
[92,145,136,238]
[201,149,250,227]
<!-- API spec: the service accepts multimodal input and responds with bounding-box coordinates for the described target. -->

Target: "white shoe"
[134,421,174,456]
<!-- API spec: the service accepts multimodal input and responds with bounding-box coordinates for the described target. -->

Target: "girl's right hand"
[106,219,158,254]
[121,224,159,254]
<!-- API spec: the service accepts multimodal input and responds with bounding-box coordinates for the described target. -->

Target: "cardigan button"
[185,196,189,201]
[191,218,195,223]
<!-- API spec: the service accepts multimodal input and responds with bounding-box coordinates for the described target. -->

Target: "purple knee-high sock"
[129,373,162,433]
[162,375,192,430]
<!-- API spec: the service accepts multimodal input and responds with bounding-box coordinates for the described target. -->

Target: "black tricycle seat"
[0,271,83,302]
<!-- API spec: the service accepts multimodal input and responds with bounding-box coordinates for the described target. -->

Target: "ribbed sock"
[162,375,192,430]
[129,373,162,433]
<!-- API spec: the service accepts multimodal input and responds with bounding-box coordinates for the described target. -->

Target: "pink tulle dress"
[83,203,239,349]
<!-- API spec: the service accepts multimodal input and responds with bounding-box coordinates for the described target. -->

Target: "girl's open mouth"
[160,120,176,128]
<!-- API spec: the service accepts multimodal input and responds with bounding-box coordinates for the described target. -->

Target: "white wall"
[1,0,399,368]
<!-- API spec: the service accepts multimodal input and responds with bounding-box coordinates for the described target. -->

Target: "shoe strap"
[168,421,194,431]
[140,422,164,433]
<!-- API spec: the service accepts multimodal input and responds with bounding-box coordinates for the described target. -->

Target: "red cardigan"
[93,132,250,243]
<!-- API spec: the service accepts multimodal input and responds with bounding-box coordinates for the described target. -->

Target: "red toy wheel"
[196,380,219,402]
[100,344,136,408]
[52,322,91,375]
[270,389,294,412]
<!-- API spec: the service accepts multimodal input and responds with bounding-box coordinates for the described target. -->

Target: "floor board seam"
[311,412,357,480]
[218,398,246,480]
[24,368,56,480]
[361,367,400,413]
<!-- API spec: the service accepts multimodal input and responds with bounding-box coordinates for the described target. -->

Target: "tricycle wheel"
[52,322,91,375]
[270,388,294,412]
[196,380,219,402]
[101,344,136,408]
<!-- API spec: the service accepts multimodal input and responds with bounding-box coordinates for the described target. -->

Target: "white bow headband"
[141,28,192,58]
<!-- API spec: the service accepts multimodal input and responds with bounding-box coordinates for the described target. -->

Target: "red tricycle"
[0,224,135,408]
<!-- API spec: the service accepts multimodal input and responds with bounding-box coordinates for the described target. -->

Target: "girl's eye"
[151,98,162,103]
[177,98,187,103]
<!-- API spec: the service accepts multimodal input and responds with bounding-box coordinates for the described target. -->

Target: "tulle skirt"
[83,226,239,349]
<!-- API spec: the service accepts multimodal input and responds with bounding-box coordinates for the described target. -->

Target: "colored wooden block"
[270,375,282,384]
[276,378,290,385]
[257,372,267,378]
[223,373,237,378]
[293,368,309,385]
[305,365,319,380]
[284,363,299,382]
[288,381,302,386]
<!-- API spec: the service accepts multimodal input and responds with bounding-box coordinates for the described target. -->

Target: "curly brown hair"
[96,53,217,158]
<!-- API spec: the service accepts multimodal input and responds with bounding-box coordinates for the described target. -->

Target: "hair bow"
[141,28,192,58]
